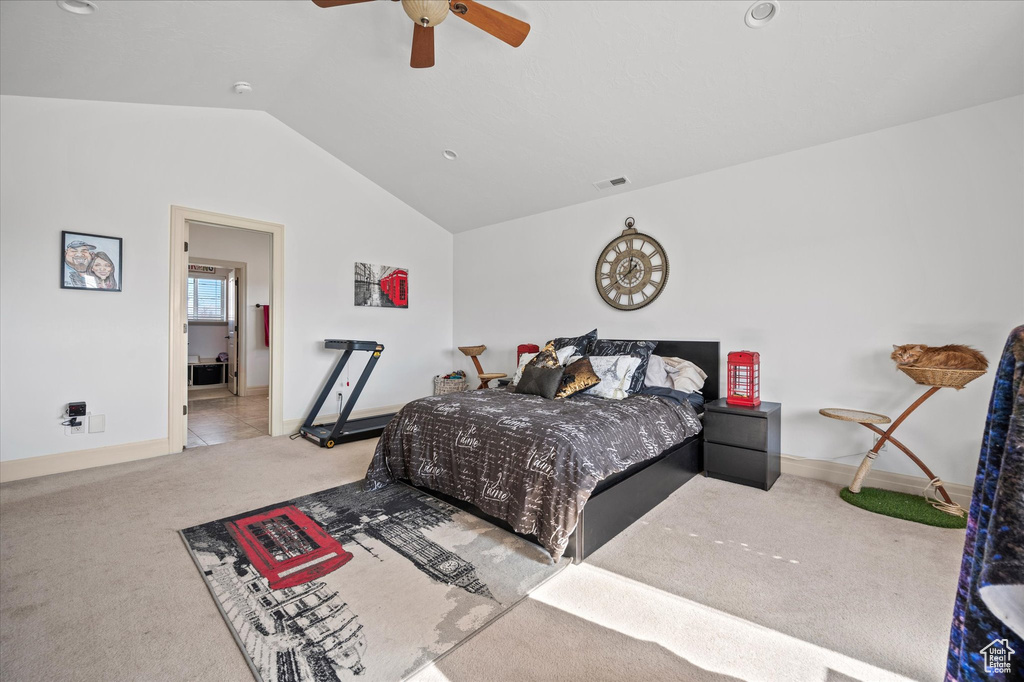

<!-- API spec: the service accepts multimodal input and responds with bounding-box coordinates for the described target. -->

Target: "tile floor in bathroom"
[185,394,269,447]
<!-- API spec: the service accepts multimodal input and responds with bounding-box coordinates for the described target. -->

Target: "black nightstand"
[704,399,781,491]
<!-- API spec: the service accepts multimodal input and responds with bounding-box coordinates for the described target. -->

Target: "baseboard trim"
[245,386,270,397]
[2,403,405,483]
[0,438,172,484]
[282,404,405,435]
[781,454,973,509]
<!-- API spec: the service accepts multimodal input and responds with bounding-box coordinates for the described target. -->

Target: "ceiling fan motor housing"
[402,0,449,26]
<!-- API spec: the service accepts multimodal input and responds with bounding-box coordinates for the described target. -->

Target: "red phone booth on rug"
[225,505,353,590]
[727,351,761,407]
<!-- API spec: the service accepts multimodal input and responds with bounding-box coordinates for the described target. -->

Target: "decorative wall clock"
[595,217,669,311]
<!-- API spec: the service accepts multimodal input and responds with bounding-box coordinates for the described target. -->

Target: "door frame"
[187,257,247,396]
[169,206,284,452]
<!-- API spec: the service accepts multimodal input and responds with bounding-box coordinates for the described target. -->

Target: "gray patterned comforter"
[365,388,702,561]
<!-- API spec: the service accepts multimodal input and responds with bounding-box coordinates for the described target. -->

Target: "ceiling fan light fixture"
[745,0,779,28]
[402,0,449,27]
[57,0,97,15]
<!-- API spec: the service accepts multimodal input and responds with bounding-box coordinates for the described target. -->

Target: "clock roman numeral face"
[595,231,669,310]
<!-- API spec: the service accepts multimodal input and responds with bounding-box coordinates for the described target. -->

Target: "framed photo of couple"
[61,231,122,292]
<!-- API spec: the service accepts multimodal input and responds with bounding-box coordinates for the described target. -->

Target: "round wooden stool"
[458,345,507,389]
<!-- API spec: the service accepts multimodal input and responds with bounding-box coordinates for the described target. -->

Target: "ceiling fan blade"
[449,0,530,47]
[411,24,435,68]
[311,0,375,7]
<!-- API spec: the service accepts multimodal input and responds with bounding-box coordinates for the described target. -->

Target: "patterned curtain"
[946,325,1024,681]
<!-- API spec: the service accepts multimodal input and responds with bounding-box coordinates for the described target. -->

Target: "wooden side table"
[704,399,782,491]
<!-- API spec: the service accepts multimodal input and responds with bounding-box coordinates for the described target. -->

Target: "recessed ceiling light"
[442,149,458,161]
[745,0,779,28]
[57,0,97,15]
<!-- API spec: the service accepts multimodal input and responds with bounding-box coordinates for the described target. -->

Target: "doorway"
[186,258,247,401]
[169,207,284,453]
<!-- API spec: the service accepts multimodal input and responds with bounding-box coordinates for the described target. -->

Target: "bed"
[366,340,720,563]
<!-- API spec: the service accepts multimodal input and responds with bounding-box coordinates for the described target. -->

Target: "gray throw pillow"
[515,363,565,400]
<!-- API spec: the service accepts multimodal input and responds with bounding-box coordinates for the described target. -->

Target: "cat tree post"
[820,385,953,505]
[821,362,985,516]
[842,387,948,501]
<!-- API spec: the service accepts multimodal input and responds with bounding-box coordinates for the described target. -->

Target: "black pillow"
[547,328,598,356]
[591,339,657,395]
[515,363,565,400]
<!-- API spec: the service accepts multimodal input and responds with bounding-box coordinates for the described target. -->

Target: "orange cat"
[891,344,988,371]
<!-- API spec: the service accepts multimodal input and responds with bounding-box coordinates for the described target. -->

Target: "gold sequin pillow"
[529,342,562,370]
[555,356,601,399]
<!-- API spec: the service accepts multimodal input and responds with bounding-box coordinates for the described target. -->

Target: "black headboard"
[641,340,720,401]
[584,339,721,401]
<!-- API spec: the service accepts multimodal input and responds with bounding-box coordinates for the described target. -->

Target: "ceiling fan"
[312,0,530,69]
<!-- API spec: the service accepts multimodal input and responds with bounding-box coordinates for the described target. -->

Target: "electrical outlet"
[872,435,888,453]
[65,423,85,435]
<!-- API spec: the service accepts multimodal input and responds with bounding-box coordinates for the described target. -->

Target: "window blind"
[187,276,226,321]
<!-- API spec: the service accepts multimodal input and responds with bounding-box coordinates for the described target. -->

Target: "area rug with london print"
[180,481,565,682]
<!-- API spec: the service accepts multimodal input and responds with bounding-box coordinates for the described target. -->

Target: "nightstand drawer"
[705,412,767,450]
[705,442,779,490]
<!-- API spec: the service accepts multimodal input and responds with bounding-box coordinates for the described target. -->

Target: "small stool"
[458,345,507,389]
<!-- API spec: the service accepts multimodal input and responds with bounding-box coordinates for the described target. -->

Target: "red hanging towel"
[262,305,270,347]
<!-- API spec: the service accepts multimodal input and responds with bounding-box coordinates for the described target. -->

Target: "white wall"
[189,225,272,388]
[453,96,1024,487]
[186,324,227,361]
[0,95,453,463]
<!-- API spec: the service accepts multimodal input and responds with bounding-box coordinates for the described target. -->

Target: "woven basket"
[898,366,986,390]
[433,375,468,395]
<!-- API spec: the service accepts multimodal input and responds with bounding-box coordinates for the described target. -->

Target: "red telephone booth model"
[225,504,353,590]
[726,351,761,407]
[517,344,540,365]
[379,270,408,307]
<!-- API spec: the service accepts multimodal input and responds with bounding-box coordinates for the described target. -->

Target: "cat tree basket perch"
[820,366,986,516]
[897,366,985,390]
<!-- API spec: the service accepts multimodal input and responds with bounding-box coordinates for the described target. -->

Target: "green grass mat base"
[840,486,967,529]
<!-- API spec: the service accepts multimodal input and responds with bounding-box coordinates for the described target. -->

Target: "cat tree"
[820,365,986,515]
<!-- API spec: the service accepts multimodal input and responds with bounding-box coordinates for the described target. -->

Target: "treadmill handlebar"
[324,339,383,351]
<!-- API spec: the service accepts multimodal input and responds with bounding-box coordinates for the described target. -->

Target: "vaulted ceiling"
[2,1,1021,232]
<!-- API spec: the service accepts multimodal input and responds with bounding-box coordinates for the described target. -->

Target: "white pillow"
[661,357,708,393]
[585,356,642,400]
[555,345,576,365]
[511,352,537,386]
[644,354,674,389]
[511,346,576,386]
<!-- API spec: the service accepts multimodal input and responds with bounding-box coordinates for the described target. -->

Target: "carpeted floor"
[0,436,964,681]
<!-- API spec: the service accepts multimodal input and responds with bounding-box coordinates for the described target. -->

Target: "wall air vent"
[593,176,631,191]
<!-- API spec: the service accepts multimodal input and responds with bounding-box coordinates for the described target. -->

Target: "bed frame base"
[408,437,702,564]
[567,436,702,563]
